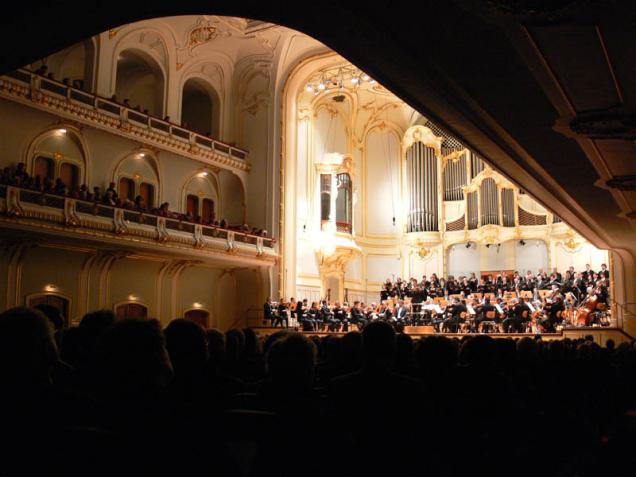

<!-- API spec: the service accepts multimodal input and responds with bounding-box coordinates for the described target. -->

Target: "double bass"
[576,293,598,326]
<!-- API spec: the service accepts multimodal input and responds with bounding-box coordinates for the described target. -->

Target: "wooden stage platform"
[250,326,633,345]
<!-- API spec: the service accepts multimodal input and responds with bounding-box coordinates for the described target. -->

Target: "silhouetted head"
[225,328,246,362]
[33,303,65,331]
[340,331,362,369]
[0,307,58,386]
[416,336,457,373]
[93,318,173,399]
[459,335,498,369]
[164,319,208,375]
[362,321,396,367]
[206,328,225,365]
[266,332,316,389]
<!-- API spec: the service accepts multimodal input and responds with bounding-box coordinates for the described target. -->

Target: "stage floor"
[249,326,631,344]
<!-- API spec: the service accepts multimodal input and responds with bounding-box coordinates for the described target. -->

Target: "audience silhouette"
[0,305,635,476]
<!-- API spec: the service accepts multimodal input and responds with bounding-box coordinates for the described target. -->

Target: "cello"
[576,293,598,326]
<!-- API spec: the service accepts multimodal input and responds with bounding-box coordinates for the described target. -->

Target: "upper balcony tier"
[0,184,276,267]
[0,69,250,173]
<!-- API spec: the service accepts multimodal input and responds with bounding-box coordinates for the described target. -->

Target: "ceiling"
[1,0,634,258]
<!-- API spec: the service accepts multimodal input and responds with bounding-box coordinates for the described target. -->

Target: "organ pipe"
[406,142,439,232]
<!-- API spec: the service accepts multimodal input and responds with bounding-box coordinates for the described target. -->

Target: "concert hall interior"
[1,2,636,476]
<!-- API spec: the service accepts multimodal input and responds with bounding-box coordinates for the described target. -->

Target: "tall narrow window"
[139,182,154,208]
[320,174,331,224]
[202,198,215,223]
[59,163,79,188]
[118,177,135,201]
[335,173,352,233]
[34,156,54,180]
[186,194,199,216]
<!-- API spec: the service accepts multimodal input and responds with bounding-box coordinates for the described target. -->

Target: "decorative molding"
[569,108,636,139]
[402,125,443,158]
[606,175,636,191]
[0,74,250,173]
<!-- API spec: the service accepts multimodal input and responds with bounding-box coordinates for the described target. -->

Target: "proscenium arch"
[24,124,91,186]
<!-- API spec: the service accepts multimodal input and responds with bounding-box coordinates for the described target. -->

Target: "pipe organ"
[467,191,479,229]
[443,153,467,201]
[470,152,485,179]
[479,178,499,226]
[501,188,515,227]
[406,142,439,232]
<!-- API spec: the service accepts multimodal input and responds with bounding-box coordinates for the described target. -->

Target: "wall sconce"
[58,128,67,135]
[128,294,138,301]
[193,302,203,309]
[44,284,57,292]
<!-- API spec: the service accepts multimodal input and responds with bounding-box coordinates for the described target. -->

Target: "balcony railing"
[0,184,275,258]
[0,70,249,168]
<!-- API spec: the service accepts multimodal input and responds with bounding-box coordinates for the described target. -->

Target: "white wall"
[365,130,400,235]
[515,239,548,274]
[367,254,401,283]
[447,243,480,277]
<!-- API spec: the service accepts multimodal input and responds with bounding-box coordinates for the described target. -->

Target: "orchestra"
[263,264,611,334]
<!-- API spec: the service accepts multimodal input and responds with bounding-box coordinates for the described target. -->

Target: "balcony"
[0,185,276,265]
[0,69,250,173]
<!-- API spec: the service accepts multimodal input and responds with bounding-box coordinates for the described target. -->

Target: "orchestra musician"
[263,298,274,326]
[274,298,289,328]
[350,301,367,330]
[476,297,498,333]
[543,294,565,332]
[442,298,467,333]
[333,301,348,332]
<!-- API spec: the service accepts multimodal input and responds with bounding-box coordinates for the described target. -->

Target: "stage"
[250,326,632,345]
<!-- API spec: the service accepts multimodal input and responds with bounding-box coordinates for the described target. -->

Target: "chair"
[480,310,497,333]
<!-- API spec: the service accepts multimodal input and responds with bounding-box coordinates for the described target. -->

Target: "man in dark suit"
[349,301,367,330]
[443,298,467,332]
[333,301,348,332]
[263,298,274,326]
[476,297,497,332]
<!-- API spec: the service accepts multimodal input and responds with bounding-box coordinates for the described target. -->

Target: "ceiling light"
[198,172,208,177]
[318,82,326,91]
[58,128,67,134]
[306,85,314,92]
[351,77,359,84]
[362,74,370,81]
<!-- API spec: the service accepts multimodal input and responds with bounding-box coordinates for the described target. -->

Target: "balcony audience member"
[54,178,67,195]
[42,176,53,193]
[34,64,48,76]
[105,182,118,200]
[103,189,117,206]
[123,98,131,108]
[33,174,42,191]
[92,186,102,202]
[134,195,147,212]
[79,184,90,201]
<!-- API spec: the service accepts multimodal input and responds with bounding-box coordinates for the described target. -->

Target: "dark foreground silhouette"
[1,306,635,476]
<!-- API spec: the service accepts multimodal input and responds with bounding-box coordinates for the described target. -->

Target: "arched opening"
[28,128,88,187]
[184,309,209,329]
[181,78,220,137]
[31,39,95,91]
[115,49,164,117]
[27,294,70,328]
[113,152,160,208]
[115,302,148,320]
